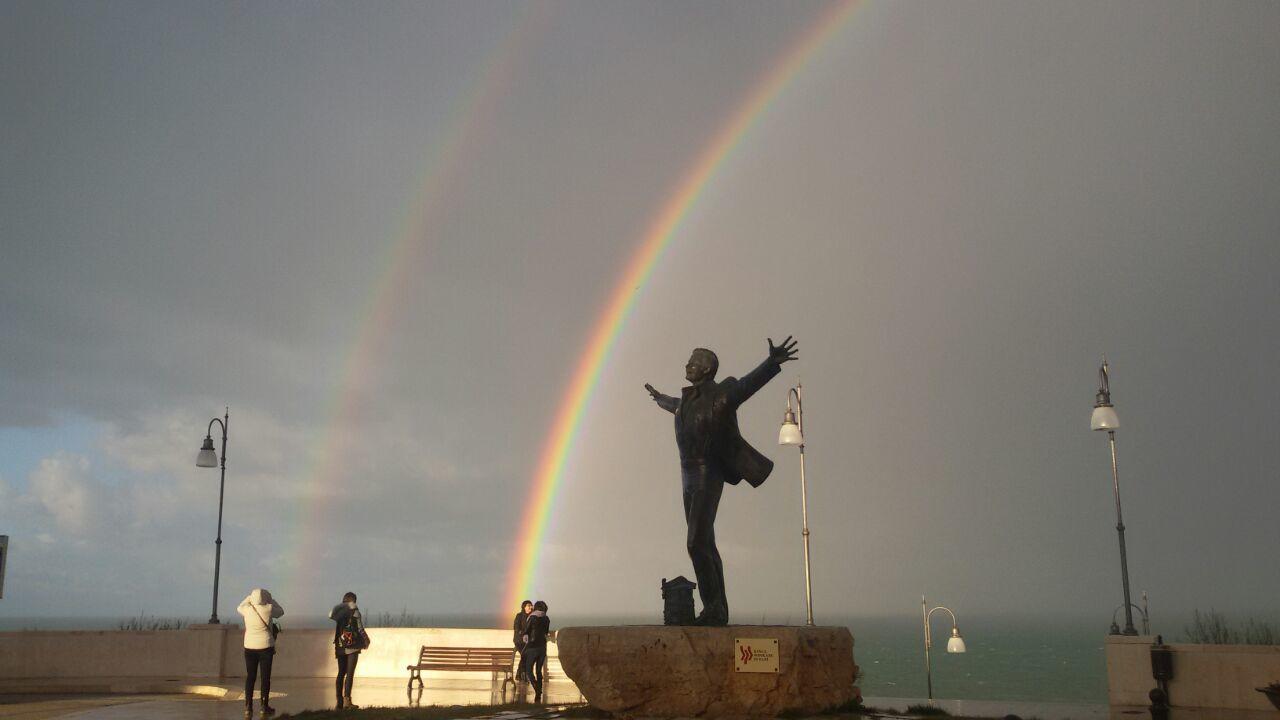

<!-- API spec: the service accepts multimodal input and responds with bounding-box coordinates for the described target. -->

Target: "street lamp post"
[922,595,967,702]
[1091,359,1138,636]
[778,382,814,627]
[195,408,229,624]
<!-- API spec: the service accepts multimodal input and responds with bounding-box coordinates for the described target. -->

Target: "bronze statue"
[645,336,798,625]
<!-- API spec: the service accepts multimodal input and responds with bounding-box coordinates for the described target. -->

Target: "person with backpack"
[238,588,284,716]
[520,600,551,701]
[329,591,368,709]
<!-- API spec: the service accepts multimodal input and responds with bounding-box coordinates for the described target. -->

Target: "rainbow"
[503,0,864,614]
[279,4,555,603]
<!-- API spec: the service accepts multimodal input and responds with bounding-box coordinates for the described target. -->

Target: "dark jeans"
[244,648,275,701]
[681,461,727,620]
[520,645,546,694]
[336,652,359,698]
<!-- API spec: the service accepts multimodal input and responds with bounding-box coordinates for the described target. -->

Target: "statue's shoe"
[694,610,728,626]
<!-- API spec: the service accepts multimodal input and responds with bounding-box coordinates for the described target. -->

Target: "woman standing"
[329,591,366,709]
[520,600,551,701]
[237,588,283,715]
[512,599,533,680]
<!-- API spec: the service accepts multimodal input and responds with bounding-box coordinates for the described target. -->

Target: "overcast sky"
[2,0,1278,626]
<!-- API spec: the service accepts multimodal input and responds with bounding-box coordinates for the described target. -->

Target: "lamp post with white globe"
[778,382,814,627]
[1091,359,1138,636]
[922,595,967,702]
[195,408,229,624]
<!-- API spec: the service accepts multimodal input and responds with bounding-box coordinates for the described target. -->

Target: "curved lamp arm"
[206,417,226,441]
[197,409,229,468]
[924,605,959,648]
[788,385,804,439]
[1111,602,1150,634]
[1112,603,1148,623]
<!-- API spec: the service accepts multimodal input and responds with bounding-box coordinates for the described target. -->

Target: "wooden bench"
[406,646,516,688]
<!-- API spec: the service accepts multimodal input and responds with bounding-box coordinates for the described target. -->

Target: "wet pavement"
[4,684,1276,719]
[1,677,582,720]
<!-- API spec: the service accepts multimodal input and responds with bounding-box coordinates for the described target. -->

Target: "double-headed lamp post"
[778,382,814,627]
[195,408,229,624]
[1090,359,1138,636]
[922,595,966,702]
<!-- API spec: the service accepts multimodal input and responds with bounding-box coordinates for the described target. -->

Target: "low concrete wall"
[0,627,227,679]
[1106,634,1280,711]
[0,626,563,682]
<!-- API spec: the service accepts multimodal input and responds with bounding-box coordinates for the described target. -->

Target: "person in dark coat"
[520,600,551,701]
[512,599,533,680]
[329,591,366,709]
[645,337,797,626]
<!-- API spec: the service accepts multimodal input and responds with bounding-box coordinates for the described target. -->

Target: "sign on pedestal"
[734,637,779,673]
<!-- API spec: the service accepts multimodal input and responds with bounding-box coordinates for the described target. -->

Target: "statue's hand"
[645,383,662,400]
[768,336,798,365]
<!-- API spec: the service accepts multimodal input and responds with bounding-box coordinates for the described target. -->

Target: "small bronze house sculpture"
[661,576,697,626]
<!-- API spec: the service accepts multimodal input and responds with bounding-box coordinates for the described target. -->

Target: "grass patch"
[279,702,595,720]
[904,705,949,716]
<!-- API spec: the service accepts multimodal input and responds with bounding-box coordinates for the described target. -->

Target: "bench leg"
[408,668,424,690]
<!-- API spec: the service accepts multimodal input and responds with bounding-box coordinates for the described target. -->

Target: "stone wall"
[0,626,563,681]
[1106,634,1280,711]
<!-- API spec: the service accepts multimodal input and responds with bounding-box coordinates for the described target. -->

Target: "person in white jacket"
[237,588,284,715]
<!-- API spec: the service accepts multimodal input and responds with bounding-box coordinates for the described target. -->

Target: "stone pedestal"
[556,625,857,718]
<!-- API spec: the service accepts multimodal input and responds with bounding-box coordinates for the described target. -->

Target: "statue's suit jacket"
[657,359,781,488]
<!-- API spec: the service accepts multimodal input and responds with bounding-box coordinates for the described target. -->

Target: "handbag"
[339,609,370,650]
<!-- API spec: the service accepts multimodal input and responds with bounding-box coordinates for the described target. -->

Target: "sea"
[0,613,1111,704]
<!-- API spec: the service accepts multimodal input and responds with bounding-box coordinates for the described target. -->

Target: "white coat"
[237,588,284,650]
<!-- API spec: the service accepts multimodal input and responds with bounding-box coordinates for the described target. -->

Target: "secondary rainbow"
[503,0,865,613]
[279,4,554,603]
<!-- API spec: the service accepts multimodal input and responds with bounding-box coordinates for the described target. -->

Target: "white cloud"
[25,453,98,535]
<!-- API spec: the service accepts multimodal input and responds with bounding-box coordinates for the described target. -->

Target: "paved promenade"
[4,684,1278,719]
[1,677,582,719]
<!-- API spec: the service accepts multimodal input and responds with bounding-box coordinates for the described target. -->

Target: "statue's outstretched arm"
[645,383,679,414]
[730,336,798,405]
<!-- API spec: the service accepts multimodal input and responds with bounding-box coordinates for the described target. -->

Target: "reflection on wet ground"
[1,677,581,720]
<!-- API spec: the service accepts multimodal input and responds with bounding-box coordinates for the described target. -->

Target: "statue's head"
[685,348,718,384]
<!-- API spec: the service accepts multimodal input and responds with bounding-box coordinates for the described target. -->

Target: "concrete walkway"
[1,677,582,719]
[5,684,1277,720]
